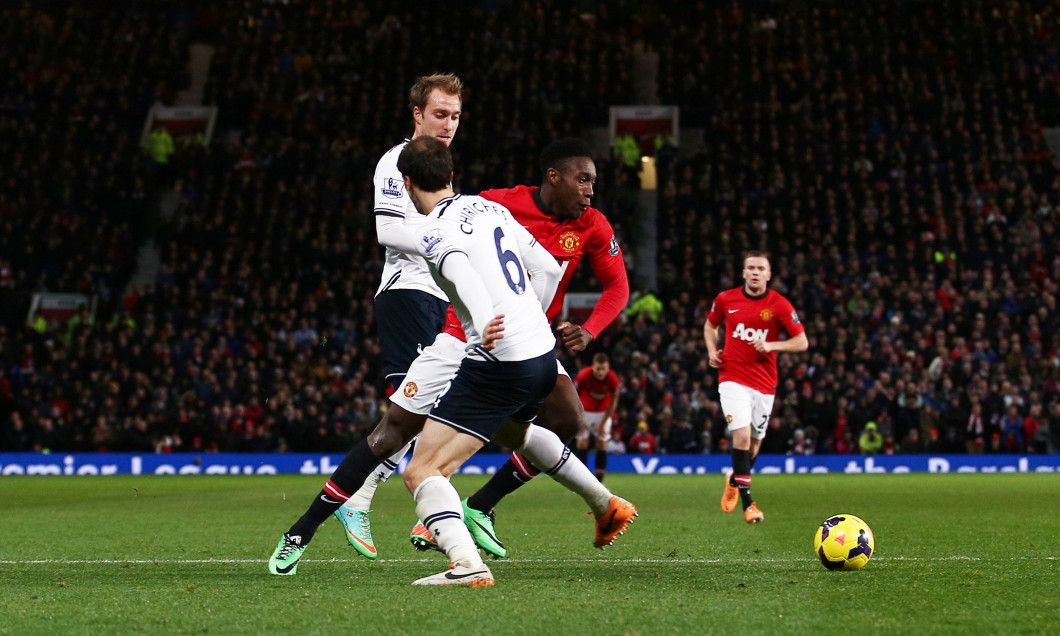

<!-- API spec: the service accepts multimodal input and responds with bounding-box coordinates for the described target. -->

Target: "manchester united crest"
[559,231,581,253]
[726,414,733,424]
[759,308,774,321]
[403,382,418,398]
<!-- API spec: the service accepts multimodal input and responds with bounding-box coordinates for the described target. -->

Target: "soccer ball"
[813,514,874,570]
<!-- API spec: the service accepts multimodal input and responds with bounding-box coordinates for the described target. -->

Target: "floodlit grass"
[1,473,1058,634]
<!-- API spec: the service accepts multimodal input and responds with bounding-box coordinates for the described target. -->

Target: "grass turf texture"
[1,473,1058,635]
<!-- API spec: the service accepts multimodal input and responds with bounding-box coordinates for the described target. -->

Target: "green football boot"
[334,508,378,560]
[462,498,507,558]
[268,533,307,576]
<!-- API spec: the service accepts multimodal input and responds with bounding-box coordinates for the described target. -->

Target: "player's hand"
[555,321,594,352]
[752,338,772,354]
[708,350,724,368]
[483,315,505,350]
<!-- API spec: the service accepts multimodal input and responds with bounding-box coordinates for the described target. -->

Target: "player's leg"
[465,370,582,514]
[466,370,637,550]
[514,423,637,547]
[741,390,773,524]
[592,412,611,482]
[334,333,462,555]
[574,416,592,465]
[404,418,494,586]
[719,381,757,517]
[405,353,556,586]
[269,404,428,573]
[464,370,582,524]
[331,290,447,550]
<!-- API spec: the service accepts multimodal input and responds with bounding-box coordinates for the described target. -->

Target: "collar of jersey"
[432,194,461,216]
[531,186,554,217]
[742,286,769,301]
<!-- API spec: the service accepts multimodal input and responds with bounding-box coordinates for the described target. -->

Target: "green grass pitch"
[1,473,1058,634]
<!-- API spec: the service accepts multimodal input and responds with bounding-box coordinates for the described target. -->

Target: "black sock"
[287,440,381,543]
[467,454,539,513]
[574,447,589,466]
[732,448,754,509]
[330,439,383,495]
[594,449,608,480]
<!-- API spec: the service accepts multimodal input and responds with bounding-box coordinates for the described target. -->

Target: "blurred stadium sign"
[140,105,218,147]
[1,453,1057,476]
[27,292,96,323]
[609,105,679,156]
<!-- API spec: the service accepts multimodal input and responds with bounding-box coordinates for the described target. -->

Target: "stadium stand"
[1,0,1059,457]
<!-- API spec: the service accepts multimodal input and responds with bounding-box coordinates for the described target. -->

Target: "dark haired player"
[338,137,634,556]
[331,74,464,558]
[269,139,635,575]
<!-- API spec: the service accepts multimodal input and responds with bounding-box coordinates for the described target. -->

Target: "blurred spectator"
[1001,405,1025,450]
[787,428,812,456]
[965,403,986,454]
[145,124,175,167]
[859,422,883,455]
[902,427,925,454]
[628,421,657,454]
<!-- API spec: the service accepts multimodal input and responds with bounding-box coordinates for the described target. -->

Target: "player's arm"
[601,386,620,425]
[757,331,808,354]
[703,314,724,368]
[753,300,808,355]
[556,229,630,351]
[375,215,421,253]
[373,157,420,253]
[511,220,562,311]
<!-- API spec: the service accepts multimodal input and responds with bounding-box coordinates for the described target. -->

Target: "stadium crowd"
[2,0,1059,457]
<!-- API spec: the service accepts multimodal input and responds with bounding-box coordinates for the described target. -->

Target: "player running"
[268,140,636,576]
[704,251,807,523]
[334,137,632,557]
[328,74,463,559]
[397,137,604,586]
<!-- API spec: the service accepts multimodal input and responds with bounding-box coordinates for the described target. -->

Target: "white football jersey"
[416,194,557,362]
[372,140,448,300]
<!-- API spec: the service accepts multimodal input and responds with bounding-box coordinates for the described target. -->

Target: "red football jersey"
[574,366,619,412]
[706,287,805,395]
[442,185,629,341]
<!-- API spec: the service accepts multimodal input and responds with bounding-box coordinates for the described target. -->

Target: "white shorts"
[576,410,612,443]
[390,334,567,415]
[390,333,465,415]
[719,381,775,440]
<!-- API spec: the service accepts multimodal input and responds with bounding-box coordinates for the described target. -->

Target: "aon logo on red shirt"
[732,323,769,342]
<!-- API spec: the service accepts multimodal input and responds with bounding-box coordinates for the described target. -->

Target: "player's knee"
[493,420,529,450]
[549,411,582,442]
[731,426,752,449]
[403,462,426,493]
[368,407,423,457]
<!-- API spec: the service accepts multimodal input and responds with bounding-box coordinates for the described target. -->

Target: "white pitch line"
[0,556,1056,565]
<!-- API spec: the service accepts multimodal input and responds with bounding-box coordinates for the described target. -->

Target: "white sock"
[413,475,482,568]
[343,440,413,513]
[518,424,612,515]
